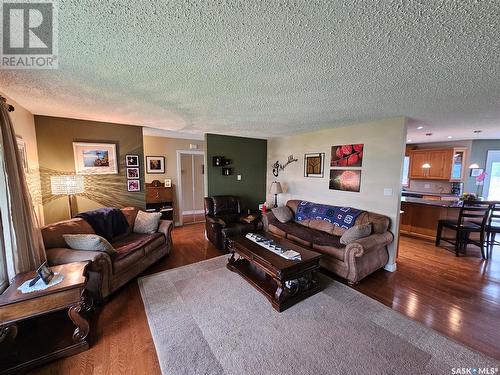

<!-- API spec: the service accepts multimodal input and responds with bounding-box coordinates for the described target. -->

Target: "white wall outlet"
[237,175,242,181]
[424,183,431,189]
[383,188,393,196]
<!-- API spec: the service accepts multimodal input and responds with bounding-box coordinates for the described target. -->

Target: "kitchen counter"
[400,198,460,240]
[402,190,459,198]
[401,196,462,208]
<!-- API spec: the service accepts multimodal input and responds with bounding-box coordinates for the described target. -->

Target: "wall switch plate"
[424,184,431,189]
[237,175,242,181]
[383,188,393,196]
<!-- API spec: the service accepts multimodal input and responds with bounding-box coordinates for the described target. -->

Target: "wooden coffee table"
[227,232,322,312]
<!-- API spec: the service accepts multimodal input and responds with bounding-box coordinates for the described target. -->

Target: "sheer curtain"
[0,97,46,284]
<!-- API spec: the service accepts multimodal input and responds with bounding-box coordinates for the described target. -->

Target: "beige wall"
[1,94,44,225]
[267,117,407,268]
[143,135,206,223]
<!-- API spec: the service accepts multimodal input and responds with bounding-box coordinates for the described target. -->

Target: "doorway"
[177,150,205,225]
[484,150,500,200]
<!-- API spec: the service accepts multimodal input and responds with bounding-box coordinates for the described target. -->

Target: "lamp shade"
[51,175,84,195]
[270,181,283,194]
[469,163,480,169]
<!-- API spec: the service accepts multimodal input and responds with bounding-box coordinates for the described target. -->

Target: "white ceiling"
[1,1,499,141]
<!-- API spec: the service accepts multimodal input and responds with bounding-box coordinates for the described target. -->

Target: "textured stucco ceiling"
[1,1,499,141]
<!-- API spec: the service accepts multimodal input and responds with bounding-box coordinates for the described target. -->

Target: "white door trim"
[176,150,206,226]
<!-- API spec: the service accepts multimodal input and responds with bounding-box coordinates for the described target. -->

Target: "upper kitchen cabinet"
[409,148,454,180]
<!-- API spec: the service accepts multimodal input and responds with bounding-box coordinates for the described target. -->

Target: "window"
[484,150,500,200]
[402,156,410,187]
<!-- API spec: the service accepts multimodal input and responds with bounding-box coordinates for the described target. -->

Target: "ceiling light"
[447,136,453,139]
[469,163,480,169]
[422,163,431,169]
[407,139,412,142]
[417,126,424,130]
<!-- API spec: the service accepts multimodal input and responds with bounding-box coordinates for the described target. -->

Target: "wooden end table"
[0,262,92,374]
[227,233,322,312]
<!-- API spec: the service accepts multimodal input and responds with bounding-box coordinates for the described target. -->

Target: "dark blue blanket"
[295,201,362,230]
[76,207,129,241]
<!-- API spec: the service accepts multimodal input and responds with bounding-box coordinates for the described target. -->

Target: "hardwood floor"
[31,225,500,374]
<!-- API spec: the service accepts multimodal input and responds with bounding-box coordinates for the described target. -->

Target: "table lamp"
[269,181,283,208]
[50,175,84,218]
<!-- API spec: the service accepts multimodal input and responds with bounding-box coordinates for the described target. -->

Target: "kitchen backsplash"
[408,180,452,194]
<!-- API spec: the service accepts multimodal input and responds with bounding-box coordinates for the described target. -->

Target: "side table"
[0,261,91,374]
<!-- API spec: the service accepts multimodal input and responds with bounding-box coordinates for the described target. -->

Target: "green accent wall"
[207,134,267,210]
[35,116,145,224]
[465,139,500,194]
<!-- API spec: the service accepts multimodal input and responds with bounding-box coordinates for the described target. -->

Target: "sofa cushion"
[42,218,95,249]
[268,223,287,237]
[271,206,293,223]
[133,211,162,234]
[312,243,345,261]
[355,212,390,234]
[112,233,164,258]
[282,222,314,247]
[63,234,117,255]
[340,223,372,245]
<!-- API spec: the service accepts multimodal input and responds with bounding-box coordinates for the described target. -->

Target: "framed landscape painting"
[329,169,361,192]
[73,142,118,175]
[304,153,324,178]
[331,144,364,167]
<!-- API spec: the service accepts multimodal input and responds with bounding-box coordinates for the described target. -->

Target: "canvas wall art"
[329,169,361,192]
[331,144,364,167]
[73,142,118,175]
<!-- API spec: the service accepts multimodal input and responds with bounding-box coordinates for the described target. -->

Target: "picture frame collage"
[126,154,141,192]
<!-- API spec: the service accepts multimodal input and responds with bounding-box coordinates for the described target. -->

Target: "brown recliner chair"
[204,196,261,250]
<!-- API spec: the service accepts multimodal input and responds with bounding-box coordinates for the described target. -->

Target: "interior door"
[193,154,205,222]
[484,150,500,200]
[180,153,205,225]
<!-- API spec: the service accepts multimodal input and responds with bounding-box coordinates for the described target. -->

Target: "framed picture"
[16,136,28,173]
[329,169,362,192]
[127,167,140,179]
[470,168,484,177]
[126,154,139,167]
[304,153,324,177]
[146,156,165,174]
[331,144,364,167]
[73,142,118,175]
[127,179,140,192]
[164,178,172,187]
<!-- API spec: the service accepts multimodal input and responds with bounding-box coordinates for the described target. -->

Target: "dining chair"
[486,202,500,258]
[435,201,492,259]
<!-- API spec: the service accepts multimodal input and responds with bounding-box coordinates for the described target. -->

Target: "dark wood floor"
[31,224,500,374]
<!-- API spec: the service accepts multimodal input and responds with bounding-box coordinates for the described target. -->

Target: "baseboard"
[384,263,397,272]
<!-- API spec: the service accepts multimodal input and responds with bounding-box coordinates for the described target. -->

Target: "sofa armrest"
[205,216,227,227]
[157,220,173,253]
[261,211,276,232]
[46,247,112,273]
[345,232,394,258]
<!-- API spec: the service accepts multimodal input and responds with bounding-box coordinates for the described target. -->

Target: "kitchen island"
[400,197,461,240]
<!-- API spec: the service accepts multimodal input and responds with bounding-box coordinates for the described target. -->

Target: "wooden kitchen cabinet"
[408,148,454,180]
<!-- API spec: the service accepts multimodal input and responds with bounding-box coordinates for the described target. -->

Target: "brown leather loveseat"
[262,200,393,284]
[41,207,173,300]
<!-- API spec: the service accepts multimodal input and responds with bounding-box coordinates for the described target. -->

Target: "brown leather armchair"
[204,196,262,250]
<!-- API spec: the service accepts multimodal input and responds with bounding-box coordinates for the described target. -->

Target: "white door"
[484,150,500,200]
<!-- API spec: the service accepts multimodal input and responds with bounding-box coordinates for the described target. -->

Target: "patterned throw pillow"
[272,206,293,223]
[133,211,162,234]
[340,223,372,245]
[63,234,117,255]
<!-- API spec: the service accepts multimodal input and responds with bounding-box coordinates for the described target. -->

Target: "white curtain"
[0,97,46,285]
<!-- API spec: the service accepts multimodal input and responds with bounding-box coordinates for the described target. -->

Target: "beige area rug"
[138,256,499,375]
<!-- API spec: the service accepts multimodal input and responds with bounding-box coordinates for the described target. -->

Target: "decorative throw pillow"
[63,234,117,255]
[340,223,372,245]
[271,206,293,223]
[133,210,162,234]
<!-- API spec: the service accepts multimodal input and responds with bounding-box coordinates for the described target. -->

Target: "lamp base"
[273,194,278,208]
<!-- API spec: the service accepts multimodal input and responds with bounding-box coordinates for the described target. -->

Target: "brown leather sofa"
[204,196,262,250]
[41,207,173,300]
[262,200,393,284]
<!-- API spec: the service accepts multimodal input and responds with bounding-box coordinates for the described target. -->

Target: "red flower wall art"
[330,144,364,167]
